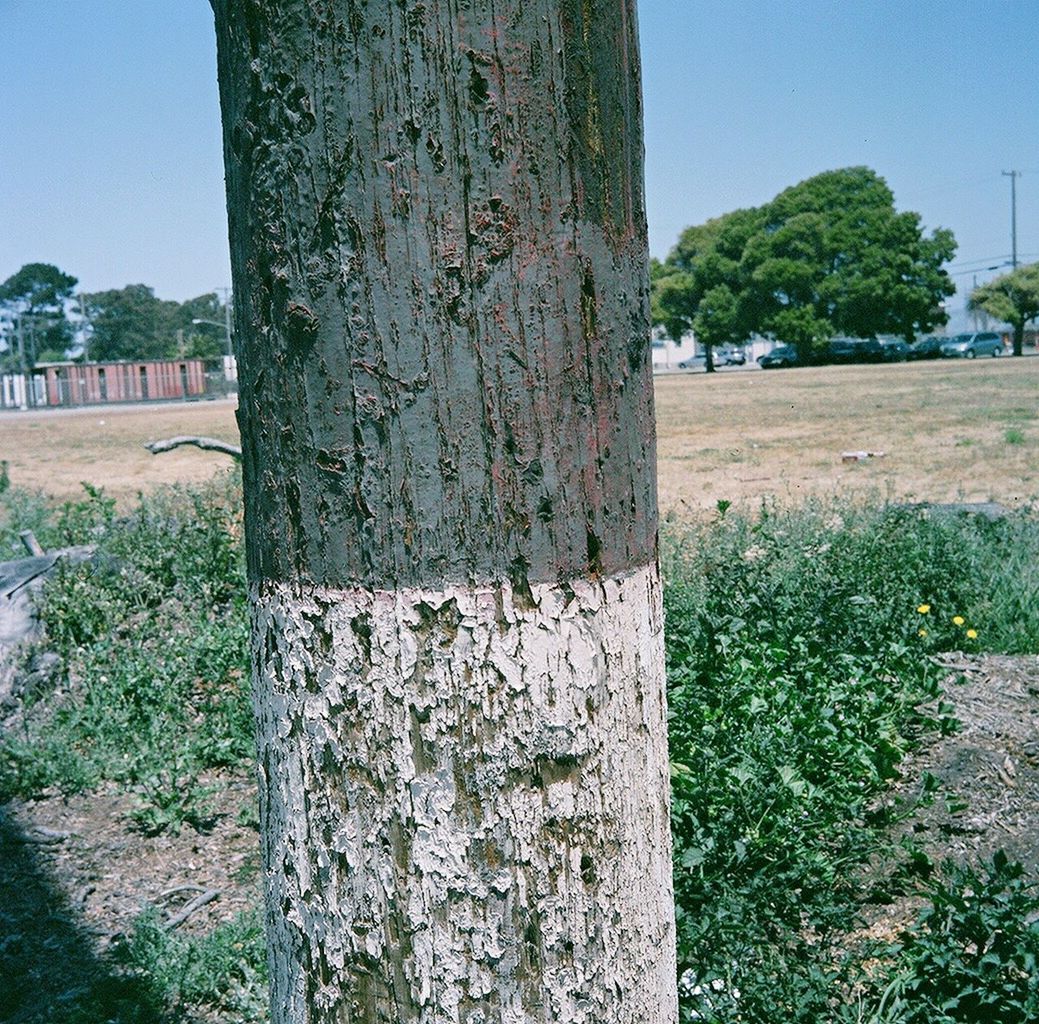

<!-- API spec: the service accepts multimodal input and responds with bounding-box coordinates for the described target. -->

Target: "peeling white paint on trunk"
[252,562,677,1023]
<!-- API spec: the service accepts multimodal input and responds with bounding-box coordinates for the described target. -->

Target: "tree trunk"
[212,2,676,1022]
[1013,321,1024,357]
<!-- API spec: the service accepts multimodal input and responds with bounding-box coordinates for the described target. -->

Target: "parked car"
[940,332,1004,359]
[677,354,707,369]
[879,338,910,361]
[714,347,747,366]
[827,337,884,364]
[758,345,799,368]
[907,335,944,360]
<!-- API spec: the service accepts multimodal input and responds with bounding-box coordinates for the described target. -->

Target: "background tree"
[744,168,956,358]
[82,284,180,361]
[174,292,229,359]
[655,167,956,362]
[0,262,77,368]
[970,263,1039,356]
[212,2,677,1022]
[692,284,742,372]
[650,261,696,343]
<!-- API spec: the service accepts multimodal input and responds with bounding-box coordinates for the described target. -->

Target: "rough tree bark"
[211,2,677,1021]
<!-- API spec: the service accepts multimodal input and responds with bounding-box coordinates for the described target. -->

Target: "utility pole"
[78,294,90,362]
[16,315,28,410]
[1002,170,1019,269]
[215,286,233,358]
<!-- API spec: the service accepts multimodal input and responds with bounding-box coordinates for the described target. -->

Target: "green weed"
[121,907,268,1021]
[0,473,252,837]
[851,851,1039,1024]
[662,500,1039,1022]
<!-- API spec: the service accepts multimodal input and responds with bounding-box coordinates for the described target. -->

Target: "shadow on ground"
[0,806,158,1024]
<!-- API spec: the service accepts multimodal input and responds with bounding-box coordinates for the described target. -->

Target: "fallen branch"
[164,888,221,930]
[158,883,208,902]
[144,436,242,460]
[16,826,72,845]
[19,531,45,557]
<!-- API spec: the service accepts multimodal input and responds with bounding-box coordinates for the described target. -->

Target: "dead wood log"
[144,436,242,460]
[164,888,221,930]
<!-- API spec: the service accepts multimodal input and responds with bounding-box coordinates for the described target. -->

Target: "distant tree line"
[651,167,959,369]
[0,262,231,372]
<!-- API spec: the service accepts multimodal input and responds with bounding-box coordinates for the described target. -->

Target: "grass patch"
[1005,427,1026,445]
[120,907,268,1022]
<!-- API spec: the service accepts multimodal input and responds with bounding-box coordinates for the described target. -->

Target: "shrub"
[0,473,253,837]
[662,500,1039,1022]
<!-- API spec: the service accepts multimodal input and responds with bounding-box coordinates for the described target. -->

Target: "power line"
[948,262,1012,278]
[948,254,1014,269]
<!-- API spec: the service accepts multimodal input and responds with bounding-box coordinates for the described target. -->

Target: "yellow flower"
[916,604,931,614]
[918,629,928,637]
[966,628,978,639]
[952,615,965,626]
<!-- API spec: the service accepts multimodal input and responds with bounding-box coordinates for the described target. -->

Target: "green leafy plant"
[854,852,1039,1024]
[122,907,268,1020]
[662,500,1039,1022]
[0,474,252,838]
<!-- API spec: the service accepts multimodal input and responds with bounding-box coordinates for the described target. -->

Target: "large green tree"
[82,284,181,361]
[0,262,78,369]
[970,263,1039,357]
[654,168,957,362]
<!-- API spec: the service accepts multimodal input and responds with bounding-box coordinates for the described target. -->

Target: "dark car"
[907,336,944,360]
[879,338,910,361]
[758,345,798,368]
[827,337,884,364]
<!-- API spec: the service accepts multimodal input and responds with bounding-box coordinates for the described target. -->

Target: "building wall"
[33,359,209,407]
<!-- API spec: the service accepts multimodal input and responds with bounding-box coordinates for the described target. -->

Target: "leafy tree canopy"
[0,263,78,368]
[175,293,228,359]
[970,263,1039,356]
[83,286,227,362]
[0,262,77,309]
[653,167,957,361]
[83,284,182,362]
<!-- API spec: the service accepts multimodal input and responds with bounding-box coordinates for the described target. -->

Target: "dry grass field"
[655,356,1039,514]
[2,357,1037,513]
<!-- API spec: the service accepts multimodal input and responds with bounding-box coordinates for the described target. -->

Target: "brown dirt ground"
[0,770,259,1022]
[855,652,1039,947]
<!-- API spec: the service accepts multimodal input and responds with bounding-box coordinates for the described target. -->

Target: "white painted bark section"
[251,563,677,1023]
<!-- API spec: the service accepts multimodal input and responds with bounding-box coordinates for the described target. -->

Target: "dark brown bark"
[212,0,657,593]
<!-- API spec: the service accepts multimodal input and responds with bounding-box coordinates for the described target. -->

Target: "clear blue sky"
[2,1,1037,326]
